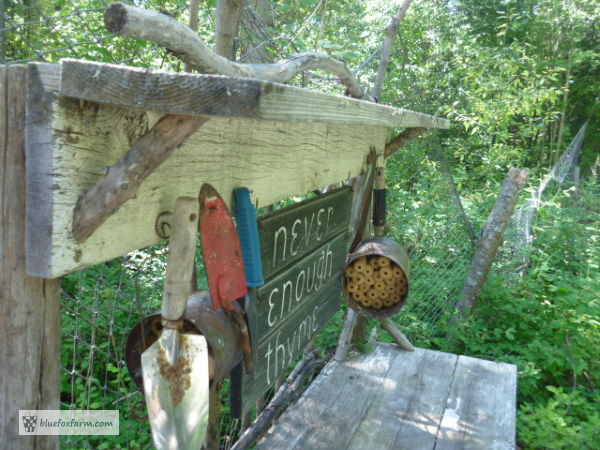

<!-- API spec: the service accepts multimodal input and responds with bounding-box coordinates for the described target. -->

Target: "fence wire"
[386,149,476,343]
[60,246,168,448]
[501,122,589,274]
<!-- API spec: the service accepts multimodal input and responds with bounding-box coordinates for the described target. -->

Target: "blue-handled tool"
[233,188,264,287]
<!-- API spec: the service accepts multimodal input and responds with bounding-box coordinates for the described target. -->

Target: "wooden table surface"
[256,343,517,450]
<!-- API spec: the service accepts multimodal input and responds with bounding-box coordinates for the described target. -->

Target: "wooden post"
[0,65,61,450]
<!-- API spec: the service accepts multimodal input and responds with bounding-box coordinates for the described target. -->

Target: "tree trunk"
[216,0,245,59]
[185,0,201,72]
[0,65,61,450]
[455,168,528,317]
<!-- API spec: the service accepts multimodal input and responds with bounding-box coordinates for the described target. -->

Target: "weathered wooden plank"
[259,187,352,279]
[0,65,61,450]
[346,347,457,450]
[435,355,517,450]
[256,345,517,450]
[25,63,387,278]
[60,59,450,130]
[256,344,400,450]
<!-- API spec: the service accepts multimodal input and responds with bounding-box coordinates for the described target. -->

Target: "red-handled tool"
[199,184,248,312]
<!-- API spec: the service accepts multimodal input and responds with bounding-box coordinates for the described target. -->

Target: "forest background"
[4,0,600,448]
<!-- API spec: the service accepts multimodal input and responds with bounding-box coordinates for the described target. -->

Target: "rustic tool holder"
[1,59,448,450]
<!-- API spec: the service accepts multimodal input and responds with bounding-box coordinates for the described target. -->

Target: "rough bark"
[72,115,207,242]
[0,65,61,450]
[371,0,413,100]
[215,0,245,59]
[241,1,276,63]
[105,2,368,99]
[455,168,529,316]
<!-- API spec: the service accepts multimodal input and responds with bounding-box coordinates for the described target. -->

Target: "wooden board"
[60,59,451,130]
[0,65,61,450]
[242,189,352,411]
[435,355,517,450]
[256,344,517,450]
[25,63,386,278]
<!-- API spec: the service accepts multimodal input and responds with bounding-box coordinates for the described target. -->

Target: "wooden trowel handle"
[162,197,199,321]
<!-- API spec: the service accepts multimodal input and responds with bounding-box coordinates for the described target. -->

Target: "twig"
[231,351,323,449]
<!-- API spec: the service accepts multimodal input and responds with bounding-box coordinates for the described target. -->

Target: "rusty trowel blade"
[141,329,209,450]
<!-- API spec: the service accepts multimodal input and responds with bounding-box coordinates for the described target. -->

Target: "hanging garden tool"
[199,184,254,373]
[141,197,209,450]
[199,184,248,312]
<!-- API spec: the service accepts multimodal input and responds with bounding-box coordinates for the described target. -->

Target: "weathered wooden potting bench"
[1,59,516,450]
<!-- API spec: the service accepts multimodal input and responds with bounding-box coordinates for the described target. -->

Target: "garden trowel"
[141,197,209,450]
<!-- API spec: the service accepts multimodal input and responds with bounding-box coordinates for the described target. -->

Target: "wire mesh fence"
[500,122,590,275]
[60,246,167,448]
[385,147,477,344]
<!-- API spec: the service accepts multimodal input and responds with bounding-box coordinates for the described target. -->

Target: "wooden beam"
[60,60,450,130]
[25,63,388,278]
[0,65,61,450]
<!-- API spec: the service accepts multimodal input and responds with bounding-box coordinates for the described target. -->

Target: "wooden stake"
[380,318,415,352]
[335,309,358,361]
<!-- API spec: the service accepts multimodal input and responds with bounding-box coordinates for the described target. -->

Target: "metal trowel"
[142,197,209,450]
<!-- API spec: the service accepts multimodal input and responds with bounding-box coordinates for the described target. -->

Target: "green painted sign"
[243,187,352,411]
[259,187,353,279]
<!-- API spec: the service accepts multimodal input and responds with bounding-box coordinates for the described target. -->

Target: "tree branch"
[454,168,529,317]
[231,351,323,449]
[105,2,368,99]
[384,126,426,158]
[372,0,413,100]
[72,115,208,242]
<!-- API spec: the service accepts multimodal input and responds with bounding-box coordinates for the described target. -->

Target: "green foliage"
[433,181,600,449]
